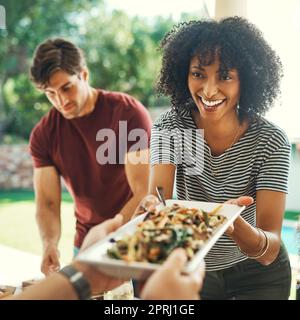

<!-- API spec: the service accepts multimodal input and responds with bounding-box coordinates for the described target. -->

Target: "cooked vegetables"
[107,203,226,264]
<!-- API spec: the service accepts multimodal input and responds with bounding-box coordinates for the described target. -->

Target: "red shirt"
[29,90,152,248]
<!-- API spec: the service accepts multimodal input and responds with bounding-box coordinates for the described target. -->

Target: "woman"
[147,16,291,299]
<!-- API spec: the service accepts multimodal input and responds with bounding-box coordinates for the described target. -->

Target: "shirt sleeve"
[125,96,153,152]
[29,123,54,168]
[256,139,291,194]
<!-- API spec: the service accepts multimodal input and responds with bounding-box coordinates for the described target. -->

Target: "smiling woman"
[146,16,292,300]
[188,56,240,133]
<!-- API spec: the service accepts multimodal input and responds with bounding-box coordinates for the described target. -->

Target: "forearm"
[36,206,61,248]
[230,217,281,265]
[10,272,77,300]
[119,192,147,222]
[9,263,95,300]
[9,261,121,300]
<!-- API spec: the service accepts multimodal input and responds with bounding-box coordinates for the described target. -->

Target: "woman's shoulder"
[251,117,290,147]
[152,107,182,129]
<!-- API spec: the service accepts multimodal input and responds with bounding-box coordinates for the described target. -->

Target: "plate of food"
[76,200,245,280]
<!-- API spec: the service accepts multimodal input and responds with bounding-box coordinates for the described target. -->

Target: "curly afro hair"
[157,16,283,122]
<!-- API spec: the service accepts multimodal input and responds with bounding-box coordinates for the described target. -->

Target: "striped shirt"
[150,108,291,271]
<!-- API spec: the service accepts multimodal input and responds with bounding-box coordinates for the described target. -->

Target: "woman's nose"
[203,79,218,98]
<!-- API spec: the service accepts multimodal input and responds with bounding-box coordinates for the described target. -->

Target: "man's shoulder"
[30,108,60,140]
[100,90,146,112]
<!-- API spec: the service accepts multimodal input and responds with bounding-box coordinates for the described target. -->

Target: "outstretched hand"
[77,214,127,295]
[225,196,254,235]
[131,195,160,219]
[80,214,124,251]
[141,248,205,300]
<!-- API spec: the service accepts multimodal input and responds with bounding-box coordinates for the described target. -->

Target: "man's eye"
[62,86,71,92]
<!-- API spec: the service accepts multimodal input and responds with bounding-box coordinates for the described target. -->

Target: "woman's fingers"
[225,196,254,207]
[132,195,160,219]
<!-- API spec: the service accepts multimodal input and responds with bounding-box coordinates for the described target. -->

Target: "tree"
[0,0,208,140]
[0,0,101,139]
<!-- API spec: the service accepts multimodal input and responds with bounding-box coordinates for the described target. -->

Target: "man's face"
[44,69,89,119]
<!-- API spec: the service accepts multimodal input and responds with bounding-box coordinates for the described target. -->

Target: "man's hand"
[41,244,60,275]
[225,196,254,235]
[141,248,205,300]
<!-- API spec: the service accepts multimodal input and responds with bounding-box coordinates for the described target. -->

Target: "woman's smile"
[197,95,227,112]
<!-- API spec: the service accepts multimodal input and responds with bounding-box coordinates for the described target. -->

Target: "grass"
[0,190,73,203]
[0,191,75,264]
[0,190,299,299]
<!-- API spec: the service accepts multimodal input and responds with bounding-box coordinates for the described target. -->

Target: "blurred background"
[0,0,299,298]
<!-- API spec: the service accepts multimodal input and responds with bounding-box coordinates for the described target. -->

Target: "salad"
[107,203,226,264]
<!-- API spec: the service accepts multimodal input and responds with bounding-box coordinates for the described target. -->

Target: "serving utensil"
[156,186,166,207]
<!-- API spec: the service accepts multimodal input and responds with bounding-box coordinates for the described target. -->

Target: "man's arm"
[33,166,62,275]
[119,149,150,222]
[9,215,125,300]
[8,215,205,300]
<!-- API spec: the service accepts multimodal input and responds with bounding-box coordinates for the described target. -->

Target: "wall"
[0,145,33,189]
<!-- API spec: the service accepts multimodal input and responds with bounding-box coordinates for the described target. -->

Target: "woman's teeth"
[200,97,224,107]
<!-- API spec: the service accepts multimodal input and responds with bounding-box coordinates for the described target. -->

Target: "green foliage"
[0,0,102,139]
[82,11,170,107]
[0,0,207,140]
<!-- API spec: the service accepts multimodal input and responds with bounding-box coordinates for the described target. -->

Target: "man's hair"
[157,16,283,123]
[30,38,86,88]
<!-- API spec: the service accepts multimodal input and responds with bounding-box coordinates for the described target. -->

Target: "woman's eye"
[221,75,231,80]
[192,72,204,78]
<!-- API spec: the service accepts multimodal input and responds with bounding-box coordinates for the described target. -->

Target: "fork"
[156,186,166,207]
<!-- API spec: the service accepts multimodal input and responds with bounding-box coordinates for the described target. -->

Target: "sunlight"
[248,0,300,141]
[107,0,210,19]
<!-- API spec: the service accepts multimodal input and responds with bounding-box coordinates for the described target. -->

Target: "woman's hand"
[131,194,160,219]
[225,196,254,235]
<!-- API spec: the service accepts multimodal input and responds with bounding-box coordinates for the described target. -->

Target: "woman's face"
[188,55,240,123]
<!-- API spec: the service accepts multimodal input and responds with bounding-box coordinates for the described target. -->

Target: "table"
[0,244,44,295]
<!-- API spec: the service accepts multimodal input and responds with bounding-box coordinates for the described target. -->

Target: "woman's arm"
[131,163,176,219]
[228,190,285,265]
[148,164,176,199]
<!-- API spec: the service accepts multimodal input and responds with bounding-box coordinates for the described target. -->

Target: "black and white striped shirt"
[150,108,290,271]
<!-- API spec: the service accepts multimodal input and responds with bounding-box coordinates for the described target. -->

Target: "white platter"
[76,200,245,280]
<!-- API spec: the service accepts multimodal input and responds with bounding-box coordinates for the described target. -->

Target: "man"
[29,38,152,275]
